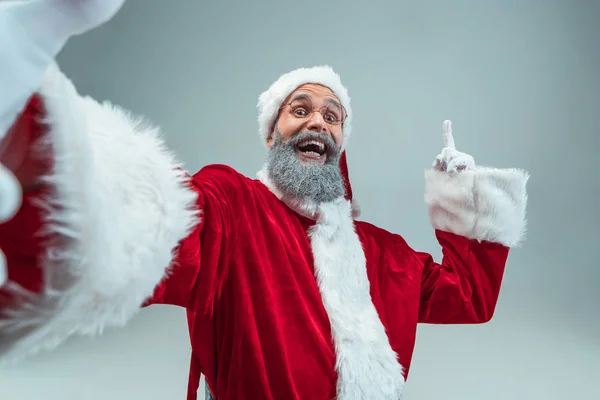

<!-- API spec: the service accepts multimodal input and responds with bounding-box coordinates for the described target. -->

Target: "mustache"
[277,131,339,158]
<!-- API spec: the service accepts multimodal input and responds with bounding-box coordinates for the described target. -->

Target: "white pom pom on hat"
[257,65,353,150]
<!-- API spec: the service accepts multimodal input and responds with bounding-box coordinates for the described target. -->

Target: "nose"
[306,112,329,135]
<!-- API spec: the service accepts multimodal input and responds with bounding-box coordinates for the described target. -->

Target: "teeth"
[310,140,325,151]
[299,140,325,151]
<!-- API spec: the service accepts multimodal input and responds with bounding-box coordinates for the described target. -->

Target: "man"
[0,1,529,399]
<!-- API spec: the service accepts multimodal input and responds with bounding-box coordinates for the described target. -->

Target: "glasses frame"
[279,96,348,126]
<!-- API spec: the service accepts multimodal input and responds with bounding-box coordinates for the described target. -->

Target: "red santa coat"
[0,64,529,400]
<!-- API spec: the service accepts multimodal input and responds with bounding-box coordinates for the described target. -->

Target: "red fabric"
[146,164,510,400]
[1,96,511,400]
[339,151,352,201]
[0,95,50,309]
[0,187,47,308]
[0,94,50,191]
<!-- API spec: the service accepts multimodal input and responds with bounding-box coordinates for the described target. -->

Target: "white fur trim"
[257,65,353,150]
[424,167,529,247]
[0,63,199,366]
[311,200,405,399]
[257,169,405,399]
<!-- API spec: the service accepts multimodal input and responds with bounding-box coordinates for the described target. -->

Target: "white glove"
[0,0,126,139]
[0,163,17,286]
[39,0,127,37]
[432,120,476,173]
[0,163,21,224]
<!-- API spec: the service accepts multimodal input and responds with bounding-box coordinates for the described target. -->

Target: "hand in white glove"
[27,0,128,37]
[432,120,476,173]
[0,0,126,139]
[0,163,17,286]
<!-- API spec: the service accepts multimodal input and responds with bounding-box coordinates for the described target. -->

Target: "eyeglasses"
[279,94,348,126]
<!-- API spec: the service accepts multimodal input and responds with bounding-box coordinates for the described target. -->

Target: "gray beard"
[265,130,345,204]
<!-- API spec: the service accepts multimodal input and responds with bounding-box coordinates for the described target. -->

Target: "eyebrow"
[290,93,342,110]
[326,97,342,111]
[289,93,312,103]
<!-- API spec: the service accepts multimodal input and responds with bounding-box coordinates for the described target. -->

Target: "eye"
[293,107,308,117]
[325,113,337,123]
[324,104,342,123]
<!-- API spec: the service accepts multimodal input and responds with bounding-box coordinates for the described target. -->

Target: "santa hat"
[257,66,358,215]
[257,65,353,151]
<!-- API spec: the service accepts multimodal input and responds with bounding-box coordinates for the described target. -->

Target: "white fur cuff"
[424,167,529,247]
[0,63,199,366]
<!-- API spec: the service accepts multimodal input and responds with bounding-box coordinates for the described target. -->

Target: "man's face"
[267,83,345,164]
[264,84,347,204]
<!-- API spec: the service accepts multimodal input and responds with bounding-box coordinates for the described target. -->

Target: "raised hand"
[432,120,476,173]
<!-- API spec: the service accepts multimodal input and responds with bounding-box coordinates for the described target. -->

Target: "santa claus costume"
[0,2,529,400]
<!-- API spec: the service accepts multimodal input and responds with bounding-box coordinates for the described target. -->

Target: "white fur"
[0,63,200,366]
[258,169,405,400]
[257,65,353,150]
[425,167,529,247]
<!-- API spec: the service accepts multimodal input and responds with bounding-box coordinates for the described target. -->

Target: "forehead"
[285,83,340,104]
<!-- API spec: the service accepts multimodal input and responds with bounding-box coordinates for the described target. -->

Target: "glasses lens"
[289,97,312,118]
[322,103,344,125]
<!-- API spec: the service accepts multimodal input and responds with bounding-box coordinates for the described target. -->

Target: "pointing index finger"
[442,120,455,149]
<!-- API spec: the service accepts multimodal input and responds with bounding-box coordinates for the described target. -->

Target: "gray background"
[1,0,599,399]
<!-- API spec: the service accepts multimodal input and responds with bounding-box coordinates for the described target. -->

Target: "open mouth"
[295,139,328,163]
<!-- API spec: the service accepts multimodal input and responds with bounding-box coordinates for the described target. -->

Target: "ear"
[267,118,278,148]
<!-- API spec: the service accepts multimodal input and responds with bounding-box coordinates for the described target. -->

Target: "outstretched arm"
[0,63,202,366]
[417,121,529,324]
[0,0,127,260]
[0,1,235,367]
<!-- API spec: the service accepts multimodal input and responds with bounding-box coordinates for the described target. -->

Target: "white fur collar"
[256,167,406,399]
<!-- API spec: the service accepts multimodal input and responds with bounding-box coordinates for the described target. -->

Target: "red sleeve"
[0,69,223,364]
[416,230,510,324]
[146,165,240,312]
